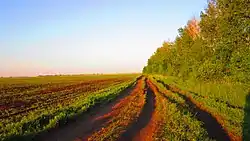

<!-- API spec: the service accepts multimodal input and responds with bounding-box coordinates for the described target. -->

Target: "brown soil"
[118,79,156,141]
[131,80,167,141]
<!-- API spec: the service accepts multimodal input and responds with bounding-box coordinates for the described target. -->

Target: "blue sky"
[0,0,207,76]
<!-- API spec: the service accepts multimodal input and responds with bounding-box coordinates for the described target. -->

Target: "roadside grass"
[154,75,249,107]
[149,77,211,141]
[153,75,249,140]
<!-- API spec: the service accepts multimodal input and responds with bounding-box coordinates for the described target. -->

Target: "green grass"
[149,77,212,141]
[152,75,250,140]
[153,75,249,107]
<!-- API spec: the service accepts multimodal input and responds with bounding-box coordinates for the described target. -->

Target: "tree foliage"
[143,0,250,82]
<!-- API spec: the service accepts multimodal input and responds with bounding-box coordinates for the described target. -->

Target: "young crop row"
[152,76,242,141]
[0,76,138,141]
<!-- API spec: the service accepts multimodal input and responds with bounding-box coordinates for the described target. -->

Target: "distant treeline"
[143,0,249,82]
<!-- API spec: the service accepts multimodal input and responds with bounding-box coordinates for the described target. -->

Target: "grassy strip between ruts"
[87,77,146,141]
[153,76,242,141]
[0,77,138,141]
[148,77,211,141]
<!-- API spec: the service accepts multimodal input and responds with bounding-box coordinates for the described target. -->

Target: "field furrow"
[0,79,128,120]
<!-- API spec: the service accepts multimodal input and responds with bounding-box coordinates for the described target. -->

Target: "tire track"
[86,77,146,141]
[119,79,156,141]
[156,79,232,141]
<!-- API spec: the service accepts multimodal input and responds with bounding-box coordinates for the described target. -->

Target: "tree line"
[143,0,249,82]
